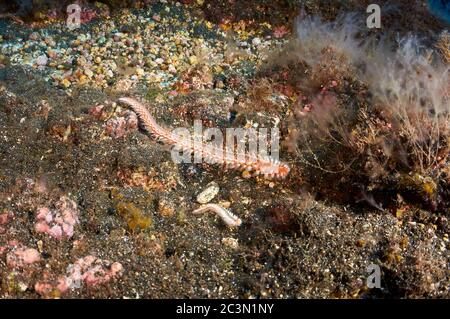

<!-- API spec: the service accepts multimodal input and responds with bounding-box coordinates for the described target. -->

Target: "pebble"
[29,32,39,41]
[221,237,239,249]
[196,182,220,204]
[44,37,56,47]
[36,55,48,67]
[60,78,71,88]
[84,68,94,78]
[242,170,251,179]
[157,198,175,218]
[168,64,177,73]
[188,55,198,65]
[77,56,87,66]
[113,33,123,42]
[252,37,261,46]
[0,4,276,92]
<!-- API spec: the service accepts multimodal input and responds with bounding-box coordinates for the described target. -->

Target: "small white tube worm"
[192,204,242,227]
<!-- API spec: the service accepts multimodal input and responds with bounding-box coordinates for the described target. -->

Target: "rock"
[196,182,220,204]
[77,56,87,66]
[78,74,88,85]
[242,170,251,179]
[36,55,48,67]
[44,37,56,47]
[168,64,177,73]
[189,55,198,65]
[135,67,145,77]
[221,237,239,249]
[29,32,39,41]
[113,33,123,42]
[84,68,94,78]
[60,78,71,88]
[252,37,261,46]
[157,198,175,218]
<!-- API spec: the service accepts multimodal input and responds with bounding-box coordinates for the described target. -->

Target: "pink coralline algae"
[105,110,138,138]
[0,213,8,225]
[0,210,12,235]
[34,255,123,296]
[64,255,123,288]
[34,196,79,239]
[88,103,105,119]
[0,210,11,225]
[5,243,41,269]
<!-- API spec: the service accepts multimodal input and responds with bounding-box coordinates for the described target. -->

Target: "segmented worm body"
[192,204,242,227]
[118,97,290,179]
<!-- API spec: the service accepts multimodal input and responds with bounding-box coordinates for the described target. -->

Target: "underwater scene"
[0,0,448,300]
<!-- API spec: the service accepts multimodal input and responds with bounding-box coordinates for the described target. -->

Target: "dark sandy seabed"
[0,1,448,298]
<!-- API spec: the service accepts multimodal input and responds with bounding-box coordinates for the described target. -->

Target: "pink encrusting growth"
[118,97,290,179]
[34,255,123,296]
[34,196,79,239]
[105,110,138,138]
[63,255,123,289]
[6,245,41,268]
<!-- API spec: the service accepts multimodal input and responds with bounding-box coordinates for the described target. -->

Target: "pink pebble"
[35,255,123,295]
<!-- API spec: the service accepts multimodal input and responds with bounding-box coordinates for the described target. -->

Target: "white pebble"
[196,182,220,204]
[36,55,48,67]
[252,37,261,46]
